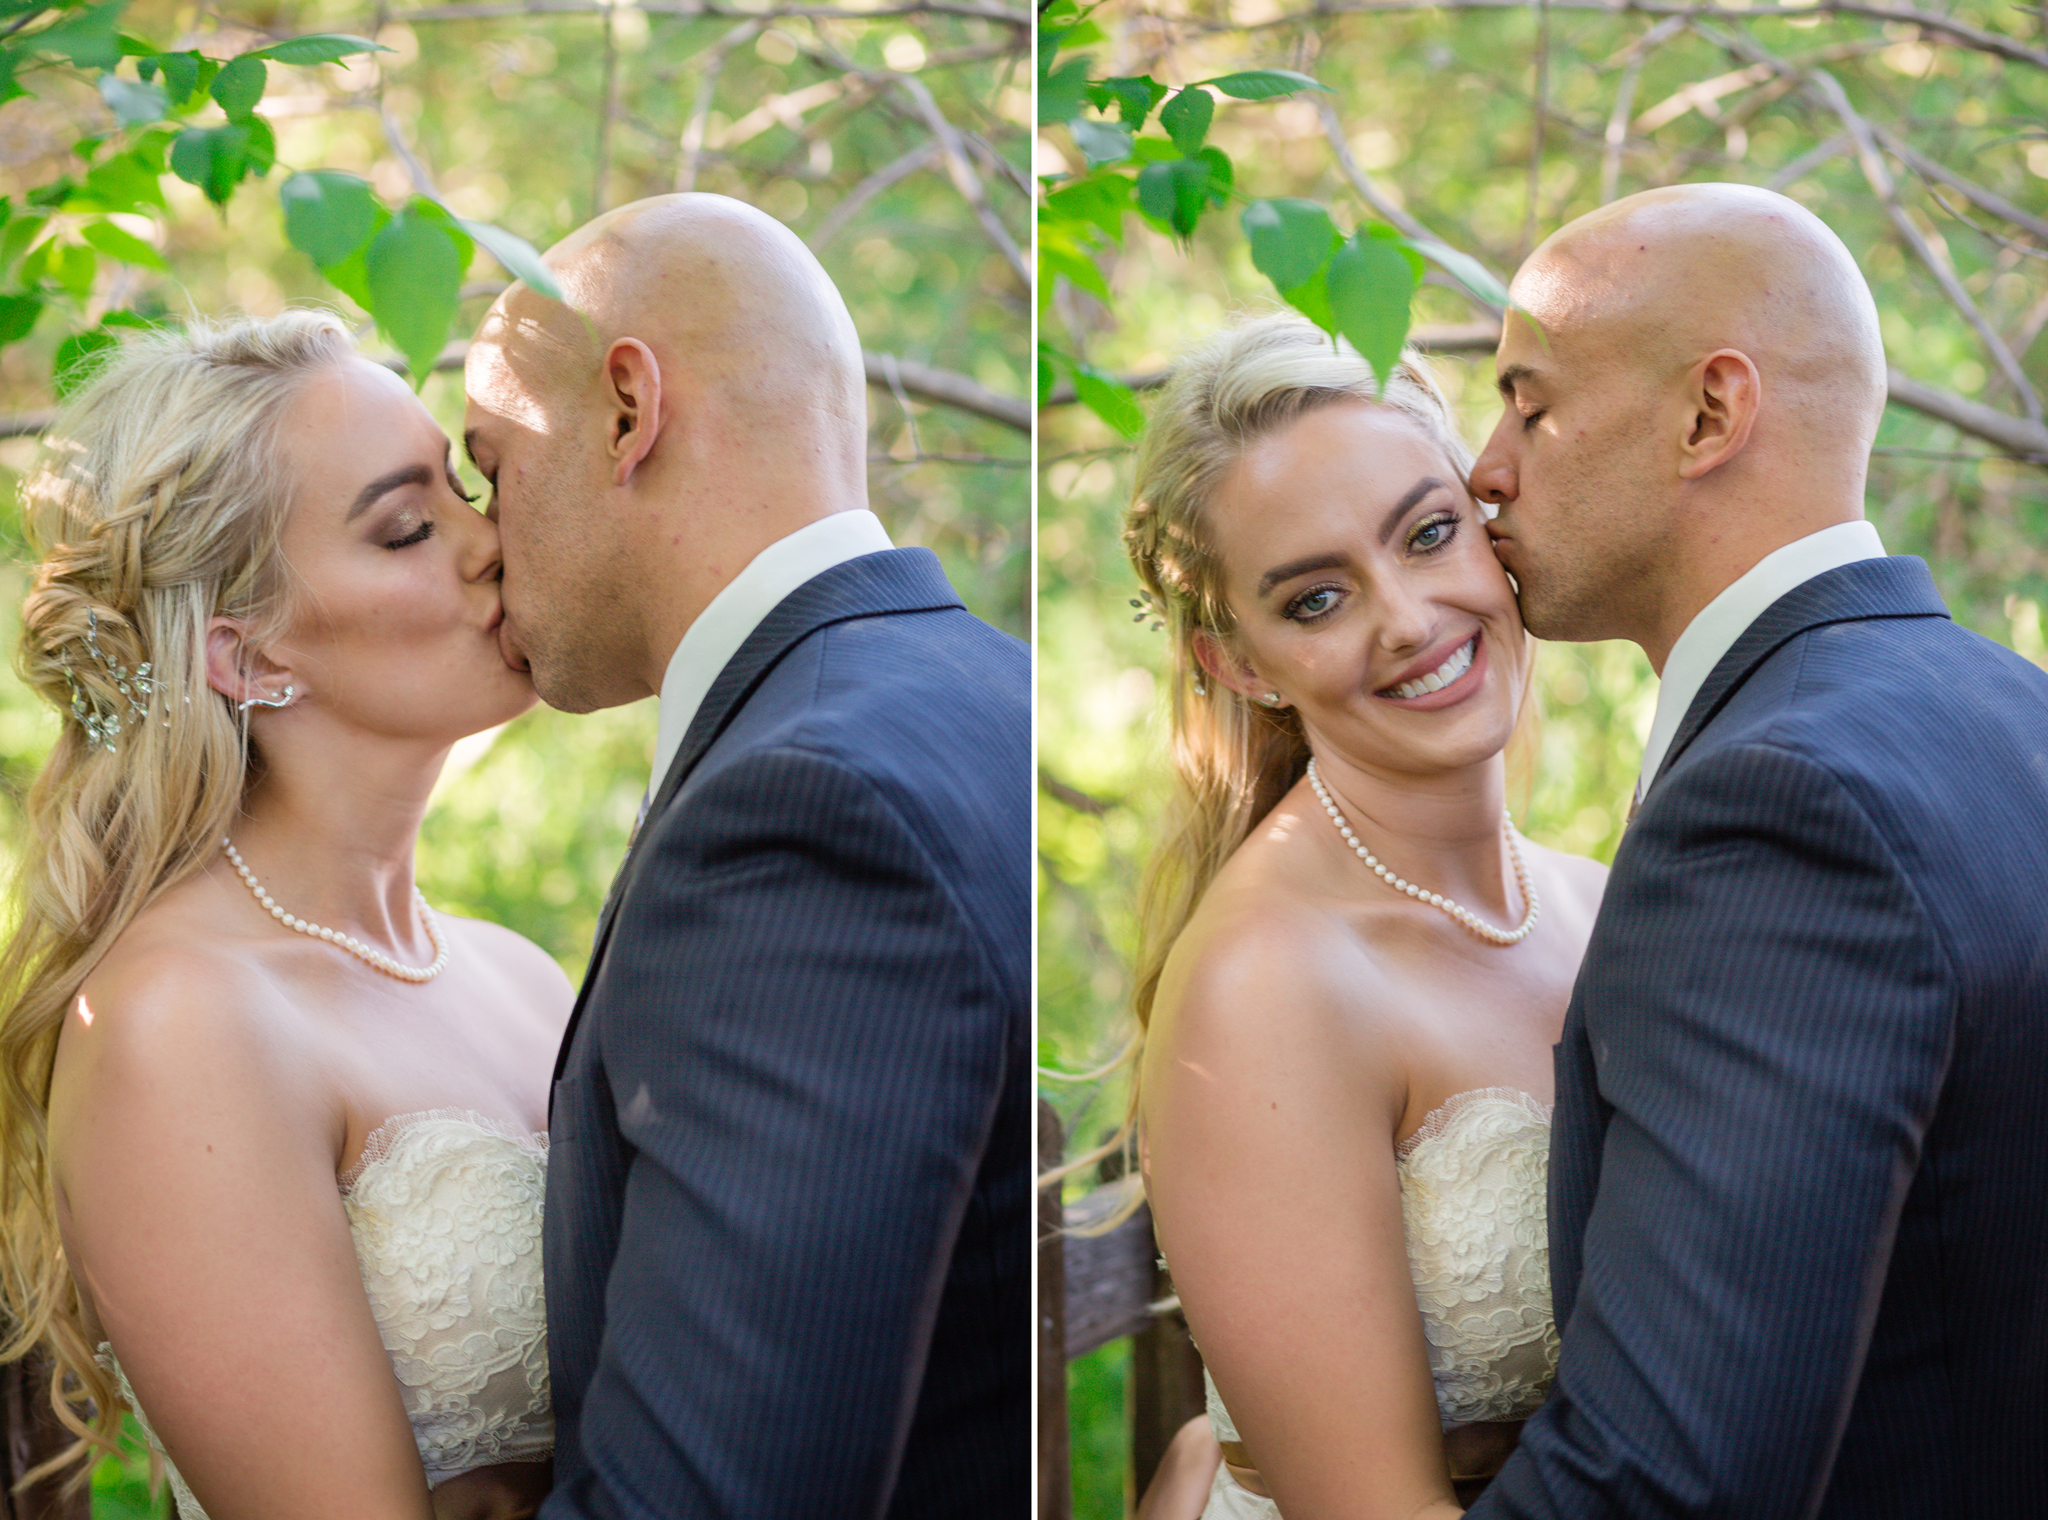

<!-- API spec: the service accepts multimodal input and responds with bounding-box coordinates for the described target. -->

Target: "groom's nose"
[1468,416,1520,508]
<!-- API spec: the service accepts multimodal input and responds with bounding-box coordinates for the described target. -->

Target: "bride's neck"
[221,726,450,946]
[1304,749,1520,920]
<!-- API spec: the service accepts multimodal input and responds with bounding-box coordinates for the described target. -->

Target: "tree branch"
[1038,328,2048,464]
[1601,16,1687,203]
[1210,1,2048,73]
[807,140,942,249]
[0,346,1028,439]
[675,18,768,193]
[1318,103,1508,319]
[393,0,1031,28]
[1874,125,2048,247]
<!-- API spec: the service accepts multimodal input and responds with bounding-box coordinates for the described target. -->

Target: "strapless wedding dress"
[96,1109,554,1519]
[1199,1087,1557,1519]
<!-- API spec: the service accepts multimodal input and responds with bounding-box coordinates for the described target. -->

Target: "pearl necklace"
[221,838,450,983]
[1304,758,1539,947]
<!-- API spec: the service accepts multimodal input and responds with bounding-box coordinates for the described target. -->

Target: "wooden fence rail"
[1039,1099,1205,1520]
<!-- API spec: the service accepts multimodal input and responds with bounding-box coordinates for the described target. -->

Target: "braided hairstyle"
[0,309,353,1483]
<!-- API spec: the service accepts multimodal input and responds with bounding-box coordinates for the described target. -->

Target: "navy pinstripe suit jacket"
[537,549,1029,1520]
[1471,556,2048,1519]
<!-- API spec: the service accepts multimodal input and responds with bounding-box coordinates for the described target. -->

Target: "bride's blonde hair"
[0,309,353,1484]
[1122,312,1479,1030]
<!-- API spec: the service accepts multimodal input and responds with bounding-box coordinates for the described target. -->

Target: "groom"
[1464,182,2048,1516]
[462,194,1029,1517]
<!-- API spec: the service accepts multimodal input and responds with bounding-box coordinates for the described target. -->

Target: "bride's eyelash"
[384,518,436,550]
[1406,510,1460,554]
[449,476,478,505]
[1283,583,1344,623]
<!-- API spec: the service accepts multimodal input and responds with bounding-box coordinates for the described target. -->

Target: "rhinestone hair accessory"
[1127,588,1165,632]
[62,609,161,753]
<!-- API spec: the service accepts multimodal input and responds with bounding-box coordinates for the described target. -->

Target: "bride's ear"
[1192,629,1279,707]
[205,618,298,711]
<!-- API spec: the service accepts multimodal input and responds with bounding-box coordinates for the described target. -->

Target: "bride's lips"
[1374,630,1487,710]
[487,603,531,673]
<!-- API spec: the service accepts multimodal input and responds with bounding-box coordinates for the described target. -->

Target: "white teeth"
[1385,636,1476,700]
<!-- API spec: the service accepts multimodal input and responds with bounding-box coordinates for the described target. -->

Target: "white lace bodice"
[1204,1087,1557,1456]
[97,1109,552,1517]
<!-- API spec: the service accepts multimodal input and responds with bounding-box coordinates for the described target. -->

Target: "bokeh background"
[0,0,1028,1510]
[1037,2,2048,1513]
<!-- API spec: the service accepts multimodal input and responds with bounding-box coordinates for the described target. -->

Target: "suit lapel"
[1651,555,1950,793]
[551,547,964,1088]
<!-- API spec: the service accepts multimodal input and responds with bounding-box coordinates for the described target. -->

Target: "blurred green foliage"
[0,2,1026,1510]
[1041,0,2048,1508]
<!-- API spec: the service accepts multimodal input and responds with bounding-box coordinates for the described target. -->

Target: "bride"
[1123,314,1606,1519]
[0,311,569,1519]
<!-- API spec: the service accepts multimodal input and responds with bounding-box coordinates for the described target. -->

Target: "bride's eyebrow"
[1258,552,1346,598]
[1380,477,1449,542]
[347,463,432,521]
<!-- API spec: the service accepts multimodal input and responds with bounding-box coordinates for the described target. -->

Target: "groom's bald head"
[1469,183,1887,663]
[464,194,870,712]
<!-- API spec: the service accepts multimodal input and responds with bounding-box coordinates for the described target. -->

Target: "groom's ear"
[1676,348,1761,481]
[602,338,664,487]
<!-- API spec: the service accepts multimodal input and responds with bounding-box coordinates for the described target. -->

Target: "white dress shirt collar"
[648,509,893,797]
[1637,519,1885,798]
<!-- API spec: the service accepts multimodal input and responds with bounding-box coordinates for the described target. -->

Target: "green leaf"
[49,241,98,299]
[1199,68,1330,101]
[249,33,389,67]
[279,170,378,266]
[1325,232,1418,395]
[1403,237,1511,312]
[79,217,165,270]
[97,72,165,127]
[208,53,266,120]
[1039,231,1111,309]
[1283,264,1336,334]
[0,294,41,348]
[457,217,563,302]
[405,197,474,270]
[1243,198,1340,296]
[1038,55,1093,127]
[76,147,166,213]
[1136,154,1230,241]
[242,115,276,177]
[147,50,207,110]
[54,326,120,398]
[1037,342,1062,407]
[1096,74,1167,127]
[169,124,254,205]
[0,52,24,108]
[1,212,50,273]
[27,1,127,69]
[1160,87,1213,157]
[365,207,465,389]
[1073,366,1144,438]
[1068,117,1132,169]
[317,201,394,309]
[17,235,53,288]
[1043,173,1131,246]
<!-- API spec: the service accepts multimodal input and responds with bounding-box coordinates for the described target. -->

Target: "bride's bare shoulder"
[56,888,321,1129]
[1151,853,1400,1070]
[437,915,574,1029]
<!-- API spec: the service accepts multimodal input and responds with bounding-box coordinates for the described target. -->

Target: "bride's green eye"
[1408,511,1458,553]
[1285,584,1343,622]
